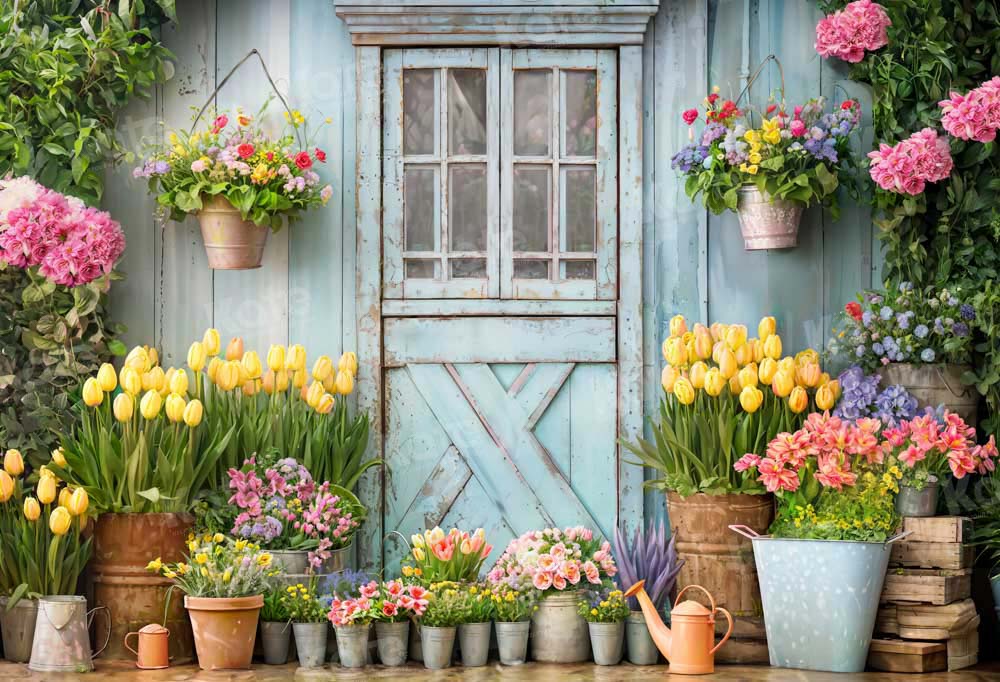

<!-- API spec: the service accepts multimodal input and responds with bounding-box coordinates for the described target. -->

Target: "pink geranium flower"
[868,128,953,195]
[815,0,891,63]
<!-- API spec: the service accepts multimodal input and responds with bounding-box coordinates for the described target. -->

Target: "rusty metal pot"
[736,186,804,250]
[196,195,270,270]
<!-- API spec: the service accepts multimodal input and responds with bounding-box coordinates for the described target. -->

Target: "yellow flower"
[195,553,208,565]
[164,570,177,579]
[316,393,335,415]
[718,347,738,379]
[49,506,72,535]
[68,488,89,516]
[242,351,263,380]
[669,314,687,338]
[140,390,163,420]
[146,558,163,572]
[187,341,207,372]
[763,334,782,360]
[4,449,24,477]
[142,366,165,393]
[744,129,759,144]
[660,365,680,393]
[662,337,687,367]
[51,447,67,468]
[689,361,708,389]
[788,386,809,414]
[285,344,307,372]
[235,539,247,551]
[702,367,725,397]
[23,497,40,521]
[165,393,186,423]
[771,370,794,398]
[202,329,221,357]
[201,567,209,577]
[312,355,334,382]
[338,352,358,375]
[215,361,241,392]
[125,346,152,373]
[738,364,758,390]
[225,337,244,361]
[739,385,764,413]
[673,377,696,406]
[334,370,354,396]
[758,357,778,385]
[82,377,103,407]
[183,399,204,428]
[816,384,836,411]
[169,368,189,395]
[257,553,273,567]
[795,362,821,388]
[37,475,57,505]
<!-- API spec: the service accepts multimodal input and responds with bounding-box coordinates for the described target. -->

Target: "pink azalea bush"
[884,411,997,488]
[487,526,616,593]
[867,128,953,195]
[328,581,429,626]
[0,176,125,286]
[815,0,892,63]
[939,77,1000,143]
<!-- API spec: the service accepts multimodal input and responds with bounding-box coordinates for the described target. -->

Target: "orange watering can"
[124,623,170,670]
[624,581,733,674]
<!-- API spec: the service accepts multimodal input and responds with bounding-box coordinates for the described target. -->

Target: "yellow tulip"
[207,357,223,382]
[0,471,14,502]
[796,363,821,388]
[169,368,189,395]
[225,337,244,361]
[312,355,334,382]
[51,447,66,468]
[703,368,726,397]
[261,370,276,395]
[693,328,713,360]
[241,351,263,380]
[275,370,290,392]
[771,370,794,398]
[161,368,176,395]
[738,365,759,389]
[778,356,796,374]
[338,352,359,375]
[758,357,778,385]
[187,341,207,372]
[202,328,221,357]
[689,361,708,389]
[147,346,159,368]
[142,366,166,393]
[113,393,134,422]
[710,322,728,342]
[304,381,323,409]
[267,345,286,372]
[49,507,72,536]
[125,346,151,373]
[236,361,250,385]
[718,348,738,379]
[120,367,143,396]
[68,488,89,516]
[413,547,426,562]
[788,386,809,414]
[673,377,695,405]
[316,393,335,414]
[819,372,831,387]
[140,390,163,420]
[286,344,307,372]
[242,381,258,397]
[23,497,40,521]
[183,399,204,428]
[751,338,765,364]
[661,365,679,393]
[82,377,104,407]
[165,393,186,423]
[729,375,742,395]
[816,384,836,411]
[290,369,306,390]
[4,449,23,477]
[758,316,776,341]
[334,370,354,396]
[669,314,687,338]
[739,385,764,413]
[97,363,118,392]
[734,343,753,367]
[827,378,842,400]
[763,334,782,360]
[795,348,820,366]
[661,338,686,367]
[725,324,747,351]
[59,486,73,508]
[215,362,241,392]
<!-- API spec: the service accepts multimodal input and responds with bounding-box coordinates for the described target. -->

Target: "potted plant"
[372,579,426,666]
[259,588,291,665]
[672,88,861,250]
[328,580,381,668]
[489,587,538,665]
[148,535,275,671]
[455,583,493,667]
[624,315,835,661]
[136,104,334,270]
[731,412,911,672]
[579,588,629,666]
[285,582,329,668]
[833,283,979,424]
[0,458,91,663]
[487,526,616,663]
[417,582,463,670]
[613,521,684,665]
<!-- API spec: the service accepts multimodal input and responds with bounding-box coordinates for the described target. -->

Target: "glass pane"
[562,260,595,280]
[451,258,486,279]
[448,70,487,156]
[514,71,551,156]
[403,69,435,156]
[514,259,549,279]
[513,167,550,253]
[405,259,439,279]
[449,165,487,252]
[564,71,597,157]
[562,168,596,253]
[404,168,437,251]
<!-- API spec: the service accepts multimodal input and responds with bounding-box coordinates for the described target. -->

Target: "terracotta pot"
[880,363,978,426]
[197,195,269,270]
[184,595,263,670]
[736,185,804,250]
[666,492,773,663]
[91,512,195,663]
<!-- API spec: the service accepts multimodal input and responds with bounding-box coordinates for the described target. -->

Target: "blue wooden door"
[381,48,629,570]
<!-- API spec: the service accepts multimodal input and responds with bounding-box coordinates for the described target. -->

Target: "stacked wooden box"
[869,517,980,673]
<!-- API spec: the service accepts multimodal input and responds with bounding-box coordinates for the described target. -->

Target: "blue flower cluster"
[833,366,918,427]
[670,143,710,173]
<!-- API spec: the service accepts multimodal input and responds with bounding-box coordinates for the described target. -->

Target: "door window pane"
[562,168,596,253]
[448,70,487,156]
[514,71,551,156]
[513,166,550,252]
[451,258,486,278]
[562,260,595,280]
[403,70,435,156]
[449,165,487,252]
[405,259,439,279]
[514,259,549,279]
[563,71,597,157]
[404,168,437,252]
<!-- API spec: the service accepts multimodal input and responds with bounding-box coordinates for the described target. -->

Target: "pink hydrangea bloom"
[867,127,953,195]
[939,77,1000,143]
[815,0,892,63]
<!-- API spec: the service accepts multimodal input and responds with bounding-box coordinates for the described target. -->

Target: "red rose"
[315,148,327,163]
[294,151,312,170]
[237,143,255,159]
[682,109,698,125]
[707,93,719,105]
[266,151,274,162]
[845,301,863,321]
[841,100,856,110]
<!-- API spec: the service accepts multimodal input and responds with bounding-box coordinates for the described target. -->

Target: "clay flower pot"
[184,595,263,670]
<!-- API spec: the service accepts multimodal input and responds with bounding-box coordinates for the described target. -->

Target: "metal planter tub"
[730,526,907,673]
[736,186,804,250]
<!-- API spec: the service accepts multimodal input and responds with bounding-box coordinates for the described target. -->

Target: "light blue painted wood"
[569,363,618,538]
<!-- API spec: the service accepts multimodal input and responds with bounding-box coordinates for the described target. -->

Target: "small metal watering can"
[124,623,170,669]
[28,596,110,673]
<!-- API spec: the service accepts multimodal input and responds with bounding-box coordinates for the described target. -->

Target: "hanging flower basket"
[197,196,269,270]
[736,186,804,250]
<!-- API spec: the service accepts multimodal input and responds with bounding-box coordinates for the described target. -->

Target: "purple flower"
[914,324,929,339]
[960,304,976,321]
[953,322,969,337]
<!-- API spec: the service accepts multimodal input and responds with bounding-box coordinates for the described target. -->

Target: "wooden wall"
[104,0,878,524]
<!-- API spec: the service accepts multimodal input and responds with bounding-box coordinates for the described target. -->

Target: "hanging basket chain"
[735,54,787,126]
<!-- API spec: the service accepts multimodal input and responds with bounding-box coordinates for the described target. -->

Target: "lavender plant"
[613,521,684,612]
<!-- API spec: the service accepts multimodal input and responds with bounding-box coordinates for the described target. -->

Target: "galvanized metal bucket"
[626,611,659,665]
[736,185,804,250]
[588,621,625,666]
[28,596,110,673]
[495,621,529,665]
[730,526,909,673]
[458,621,491,667]
[259,621,290,665]
[531,591,591,662]
[197,195,270,270]
[896,476,939,517]
[420,625,456,670]
[293,622,328,668]
[0,596,38,663]
[374,621,408,666]
[335,623,369,669]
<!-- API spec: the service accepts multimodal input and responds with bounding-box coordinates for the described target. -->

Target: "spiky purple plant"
[613,520,684,612]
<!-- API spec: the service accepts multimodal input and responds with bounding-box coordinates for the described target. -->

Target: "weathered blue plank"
[569,363,618,539]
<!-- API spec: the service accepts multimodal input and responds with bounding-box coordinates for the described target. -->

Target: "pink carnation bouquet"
[939,77,1000,144]
[0,176,125,287]
[867,128,953,195]
[487,526,616,593]
[883,411,997,489]
[815,0,892,63]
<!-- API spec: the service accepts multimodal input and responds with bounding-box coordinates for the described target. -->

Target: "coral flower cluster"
[867,128,953,195]
[939,77,1000,143]
[883,412,997,479]
[815,0,891,63]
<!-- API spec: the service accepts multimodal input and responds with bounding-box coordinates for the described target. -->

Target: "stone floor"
[1,660,999,681]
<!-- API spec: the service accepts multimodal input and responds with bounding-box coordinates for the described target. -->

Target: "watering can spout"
[624,580,673,660]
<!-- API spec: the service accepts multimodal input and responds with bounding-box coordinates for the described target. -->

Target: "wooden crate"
[876,604,899,636]
[946,615,980,660]
[868,639,947,673]
[896,599,977,640]
[881,568,972,606]
[902,517,970,544]
[890,542,974,570]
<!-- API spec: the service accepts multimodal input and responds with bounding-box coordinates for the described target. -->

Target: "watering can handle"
[87,606,112,659]
[124,631,139,657]
[710,607,734,655]
[728,525,761,540]
[885,530,913,545]
[674,584,716,612]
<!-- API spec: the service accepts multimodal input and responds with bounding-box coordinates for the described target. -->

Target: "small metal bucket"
[736,185,804,250]
[374,621,409,666]
[458,621,491,667]
[293,622,328,668]
[896,477,939,517]
[0,597,38,663]
[259,621,290,665]
[335,623,369,669]
[420,625,456,670]
[29,596,110,673]
[496,621,530,665]
[197,196,270,270]
[731,526,909,673]
[588,621,625,665]
[626,610,659,665]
